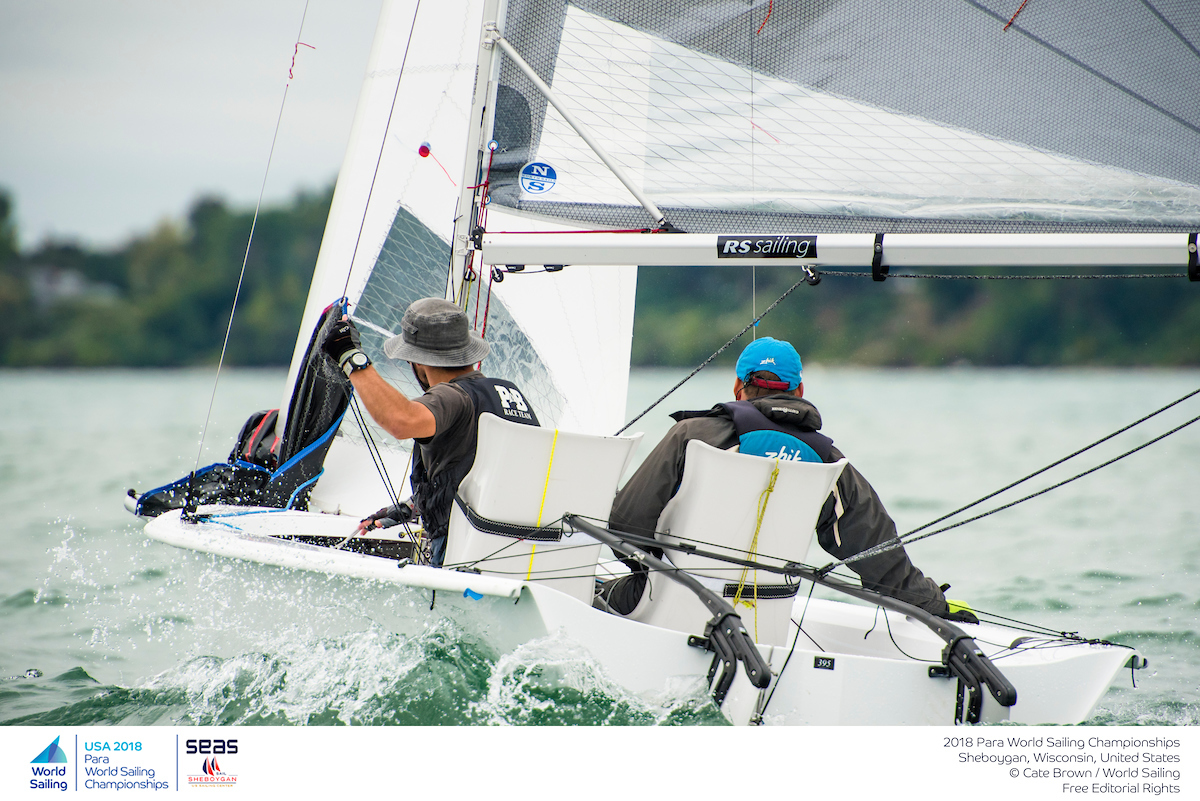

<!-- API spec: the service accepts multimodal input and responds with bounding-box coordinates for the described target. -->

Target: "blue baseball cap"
[735,337,802,391]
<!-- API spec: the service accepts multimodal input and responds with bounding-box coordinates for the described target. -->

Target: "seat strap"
[452,494,564,542]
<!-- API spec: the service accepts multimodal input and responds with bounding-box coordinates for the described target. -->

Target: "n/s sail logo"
[30,736,69,791]
[520,162,557,194]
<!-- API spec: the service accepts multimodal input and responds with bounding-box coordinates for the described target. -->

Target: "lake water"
[1,366,1198,726]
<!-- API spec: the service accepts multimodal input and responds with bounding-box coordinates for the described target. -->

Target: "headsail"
[287,0,637,513]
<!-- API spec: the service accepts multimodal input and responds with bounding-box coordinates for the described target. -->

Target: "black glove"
[945,608,980,625]
[360,502,415,531]
[321,316,362,365]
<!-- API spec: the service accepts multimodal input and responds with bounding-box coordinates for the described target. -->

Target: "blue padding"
[270,410,347,480]
[285,470,323,510]
[738,430,823,463]
[463,589,483,601]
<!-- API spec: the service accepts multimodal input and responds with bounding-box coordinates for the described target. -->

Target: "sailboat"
[125,0,1199,725]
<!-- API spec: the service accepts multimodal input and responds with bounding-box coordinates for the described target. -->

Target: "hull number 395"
[717,235,817,259]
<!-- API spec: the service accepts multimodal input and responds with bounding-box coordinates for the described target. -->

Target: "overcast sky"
[1,0,384,248]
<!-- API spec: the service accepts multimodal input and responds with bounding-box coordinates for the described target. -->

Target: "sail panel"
[490,0,1200,232]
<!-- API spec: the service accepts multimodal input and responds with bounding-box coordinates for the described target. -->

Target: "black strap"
[452,494,564,542]
[1188,232,1198,282]
[871,232,888,282]
[722,583,799,600]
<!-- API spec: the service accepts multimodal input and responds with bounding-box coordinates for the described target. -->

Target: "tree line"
[1,186,1197,368]
[0,188,329,366]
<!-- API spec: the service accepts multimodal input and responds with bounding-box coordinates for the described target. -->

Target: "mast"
[447,0,508,305]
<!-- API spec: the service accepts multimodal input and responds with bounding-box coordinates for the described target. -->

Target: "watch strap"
[339,349,371,378]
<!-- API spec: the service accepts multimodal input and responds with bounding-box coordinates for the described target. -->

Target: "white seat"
[628,440,847,646]
[444,414,641,604]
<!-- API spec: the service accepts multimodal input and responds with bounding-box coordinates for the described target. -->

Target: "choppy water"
[1,367,1198,726]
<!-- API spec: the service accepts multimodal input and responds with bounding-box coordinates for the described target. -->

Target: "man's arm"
[816,454,951,616]
[348,366,436,441]
[321,315,436,441]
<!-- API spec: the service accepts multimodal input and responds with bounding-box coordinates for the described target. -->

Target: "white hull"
[144,506,1137,726]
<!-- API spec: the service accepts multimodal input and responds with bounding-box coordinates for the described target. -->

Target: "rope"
[733,460,780,641]
[899,385,1200,543]
[834,405,1200,569]
[615,276,810,434]
[189,0,314,495]
[1003,0,1030,31]
[528,429,560,580]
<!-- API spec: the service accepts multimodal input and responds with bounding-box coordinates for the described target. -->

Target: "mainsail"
[492,0,1200,233]
[287,0,1199,513]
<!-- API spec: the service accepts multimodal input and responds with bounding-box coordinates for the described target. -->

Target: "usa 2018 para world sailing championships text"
[717,235,818,258]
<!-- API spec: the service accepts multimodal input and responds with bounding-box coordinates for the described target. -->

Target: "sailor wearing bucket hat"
[322,297,540,566]
[599,336,974,624]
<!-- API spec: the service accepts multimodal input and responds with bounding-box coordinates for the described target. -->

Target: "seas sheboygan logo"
[30,736,69,791]
[185,739,238,788]
[187,758,238,788]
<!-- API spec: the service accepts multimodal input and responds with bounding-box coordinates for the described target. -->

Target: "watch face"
[351,352,369,368]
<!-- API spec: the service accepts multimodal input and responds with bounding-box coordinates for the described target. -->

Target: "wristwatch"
[340,349,371,378]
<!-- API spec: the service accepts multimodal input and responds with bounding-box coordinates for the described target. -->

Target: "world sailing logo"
[187,757,238,788]
[30,736,69,791]
[31,736,68,764]
[519,162,557,194]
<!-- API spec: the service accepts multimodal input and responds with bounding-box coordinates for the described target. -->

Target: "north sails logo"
[30,736,69,791]
[519,162,557,194]
[187,758,237,788]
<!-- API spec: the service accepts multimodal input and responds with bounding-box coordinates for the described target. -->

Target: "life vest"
[410,375,540,561]
[717,400,834,463]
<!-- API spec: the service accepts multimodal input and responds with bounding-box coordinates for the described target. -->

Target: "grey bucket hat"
[382,298,490,367]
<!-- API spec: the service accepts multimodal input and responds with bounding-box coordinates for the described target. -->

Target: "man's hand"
[355,502,415,535]
[321,315,362,366]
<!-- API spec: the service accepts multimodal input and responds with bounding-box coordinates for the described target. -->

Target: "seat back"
[630,440,847,645]
[444,414,641,604]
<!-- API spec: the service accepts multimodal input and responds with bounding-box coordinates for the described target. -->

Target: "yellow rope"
[528,429,559,581]
[733,460,779,641]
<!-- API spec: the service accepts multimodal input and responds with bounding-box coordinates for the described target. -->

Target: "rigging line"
[340,0,424,300]
[837,410,1200,568]
[820,270,1186,280]
[961,0,1200,137]
[882,608,939,663]
[756,581,816,718]
[191,0,313,483]
[614,277,810,435]
[1003,0,1030,32]
[900,386,1200,541]
[347,394,400,508]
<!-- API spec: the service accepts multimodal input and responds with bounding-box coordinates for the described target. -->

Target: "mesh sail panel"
[346,206,566,456]
[491,0,1200,232]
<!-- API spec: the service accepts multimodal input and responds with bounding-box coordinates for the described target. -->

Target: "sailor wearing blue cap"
[601,336,972,624]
